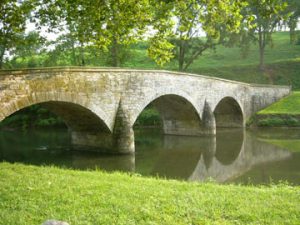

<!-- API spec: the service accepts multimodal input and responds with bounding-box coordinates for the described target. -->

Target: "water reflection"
[0,128,298,185]
[189,129,292,183]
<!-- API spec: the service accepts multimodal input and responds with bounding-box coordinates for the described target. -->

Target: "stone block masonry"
[0,67,291,154]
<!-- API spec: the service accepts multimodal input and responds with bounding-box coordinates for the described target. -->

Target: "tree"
[146,0,248,71]
[286,0,300,43]
[36,0,153,67]
[245,0,288,70]
[0,0,35,69]
[8,31,46,68]
[173,0,248,71]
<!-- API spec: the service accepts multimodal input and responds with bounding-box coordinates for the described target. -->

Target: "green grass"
[259,92,300,115]
[249,92,300,127]
[261,139,300,153]
[187,32,300,69]
[0,162,299,225]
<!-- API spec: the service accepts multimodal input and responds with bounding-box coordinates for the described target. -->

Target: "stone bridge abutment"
[0,68,291,154]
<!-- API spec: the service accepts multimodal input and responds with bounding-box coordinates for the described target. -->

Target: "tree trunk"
[0,46,5,69]
[80,44,85,66]
[289,17,298,44]
[111,37,119,67]
[259,45,265,70]
[71,39,77,66]
[290,27,296,44]
[178,39,185,71]
[258,27,265,71]
[183,45,209,71]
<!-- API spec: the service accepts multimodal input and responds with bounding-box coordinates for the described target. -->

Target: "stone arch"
[0,92,113,151]
[133,94,203,136]
[131,90,201,127]
[0,92,111,131]
[213,96,244,128]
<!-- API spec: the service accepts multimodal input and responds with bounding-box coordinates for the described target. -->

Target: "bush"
[257,117,285,127]
[256,115,300,127]
[134,108,161,127]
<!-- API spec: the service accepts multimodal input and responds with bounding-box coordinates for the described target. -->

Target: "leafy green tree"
[245,0,289,70]
[146,0,248,70]
[0,0,35,69]
[37,0,153,67]
[172,0,247,71]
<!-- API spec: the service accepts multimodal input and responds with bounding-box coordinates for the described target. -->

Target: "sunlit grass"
[0,163,299,225]
[259,92,300,115]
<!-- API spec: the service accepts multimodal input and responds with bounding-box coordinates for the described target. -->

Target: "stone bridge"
[0,67,290,154]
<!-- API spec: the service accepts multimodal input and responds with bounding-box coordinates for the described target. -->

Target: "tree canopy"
[0,0,35,68]
[0,0,298,70]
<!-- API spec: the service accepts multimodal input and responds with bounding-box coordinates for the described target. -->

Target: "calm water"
[0,128,299,185]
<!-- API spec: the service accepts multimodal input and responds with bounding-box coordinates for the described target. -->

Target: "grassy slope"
[250,92,300,127]
[185,32,300,89]
[125,32,300,89]
[259,92,300,115]
[0,163,299,225]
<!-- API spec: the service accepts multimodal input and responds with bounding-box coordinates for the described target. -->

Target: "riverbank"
[249,92,300,127]
[0,162,299,224]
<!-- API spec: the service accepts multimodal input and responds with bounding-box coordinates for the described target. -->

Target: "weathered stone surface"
[0,67,291,153]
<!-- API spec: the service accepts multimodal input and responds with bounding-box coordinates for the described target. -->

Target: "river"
[0,128,299,185]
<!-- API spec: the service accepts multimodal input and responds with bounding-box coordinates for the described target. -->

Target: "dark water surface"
[0,128,299,185]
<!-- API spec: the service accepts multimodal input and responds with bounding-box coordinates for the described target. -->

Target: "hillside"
[122,32,300,89]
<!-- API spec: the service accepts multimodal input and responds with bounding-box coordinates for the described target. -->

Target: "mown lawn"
[0,162,299,225]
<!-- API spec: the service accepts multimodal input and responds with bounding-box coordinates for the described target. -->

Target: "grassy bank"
[0,163,299,225]
[250,92,300,127]
[259,92,300,115]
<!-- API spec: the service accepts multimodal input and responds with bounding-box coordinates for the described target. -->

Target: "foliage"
[256,116,300,127]
[167,0,247,71]
[0,162,299,225]
[1,0,297,71]
[242,0,289,71]
[0,105,66,130]
[36,0,155,67]
[31,0,250,68]
[134,108,161,127]
[286,0,300,43]
[7,31,47,68]
[0,0,36,68]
